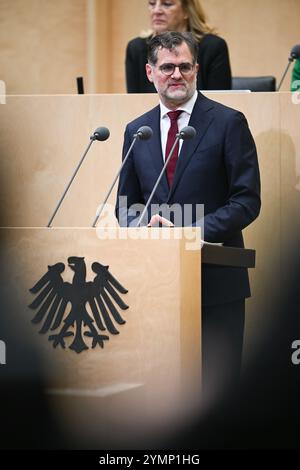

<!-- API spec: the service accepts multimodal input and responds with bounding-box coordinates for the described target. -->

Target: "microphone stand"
[92,132,140,228]
[136,134,181,227]
[277,56,294,91]
[47,136,98,228]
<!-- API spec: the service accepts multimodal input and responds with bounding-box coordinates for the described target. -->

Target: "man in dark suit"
[116,32,260,400]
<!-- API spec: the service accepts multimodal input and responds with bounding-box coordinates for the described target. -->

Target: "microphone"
[91,127,110,141]
[135,126,153,140]
[136,125,196,227]
[178,126,196,140]
[291,44,300,60]
[277,44,300,91]
[47,126,110,227]
[92,125,153,227]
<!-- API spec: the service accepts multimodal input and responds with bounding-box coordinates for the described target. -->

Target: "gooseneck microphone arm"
[136,126,196,228]
[47,127,110,228]
[92,126,153,228]
[276,60,293,92]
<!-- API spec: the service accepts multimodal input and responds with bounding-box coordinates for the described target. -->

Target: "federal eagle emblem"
[28,257,129,353]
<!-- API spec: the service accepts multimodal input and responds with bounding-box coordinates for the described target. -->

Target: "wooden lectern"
[0,227,254,448]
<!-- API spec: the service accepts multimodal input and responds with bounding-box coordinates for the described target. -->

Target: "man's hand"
[147,214,174,227]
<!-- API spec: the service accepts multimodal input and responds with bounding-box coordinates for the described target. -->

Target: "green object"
[291,58,300,91]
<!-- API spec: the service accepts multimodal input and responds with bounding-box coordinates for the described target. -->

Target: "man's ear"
[145,63,153,83]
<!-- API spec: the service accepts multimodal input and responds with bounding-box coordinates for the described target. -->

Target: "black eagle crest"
[28,257,129,353]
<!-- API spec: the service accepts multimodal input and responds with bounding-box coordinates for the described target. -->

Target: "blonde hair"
[182,0,215,40]
[140,0,215,41]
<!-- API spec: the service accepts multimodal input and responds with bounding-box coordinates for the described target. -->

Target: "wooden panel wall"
[0,0,88,94]
[202,0,300,90]
[0,0,299,94]
[1,92,299,365]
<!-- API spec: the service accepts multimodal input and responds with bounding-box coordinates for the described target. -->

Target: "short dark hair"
[147,31,199,66]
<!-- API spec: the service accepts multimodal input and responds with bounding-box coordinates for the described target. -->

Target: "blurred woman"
[126,0,231,93]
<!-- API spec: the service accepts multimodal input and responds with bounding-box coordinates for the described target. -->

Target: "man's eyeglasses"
[158,63,195,76]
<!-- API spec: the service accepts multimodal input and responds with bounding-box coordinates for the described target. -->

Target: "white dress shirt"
[159,90,198,161]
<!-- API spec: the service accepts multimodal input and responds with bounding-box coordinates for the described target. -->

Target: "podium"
[0,227,254,448]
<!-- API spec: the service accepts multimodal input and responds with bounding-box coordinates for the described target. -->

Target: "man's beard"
[163,83,195,103]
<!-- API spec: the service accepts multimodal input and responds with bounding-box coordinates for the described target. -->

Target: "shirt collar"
[160,90,198,118]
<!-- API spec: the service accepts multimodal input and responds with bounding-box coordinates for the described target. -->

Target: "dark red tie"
[165,110,182,187]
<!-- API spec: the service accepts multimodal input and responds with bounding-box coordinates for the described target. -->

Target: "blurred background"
[0,0,299,94]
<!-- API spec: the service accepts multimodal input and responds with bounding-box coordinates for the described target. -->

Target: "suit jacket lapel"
[168,93,215,200]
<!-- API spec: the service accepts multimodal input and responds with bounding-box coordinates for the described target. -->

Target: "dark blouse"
[125,33,232,93]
